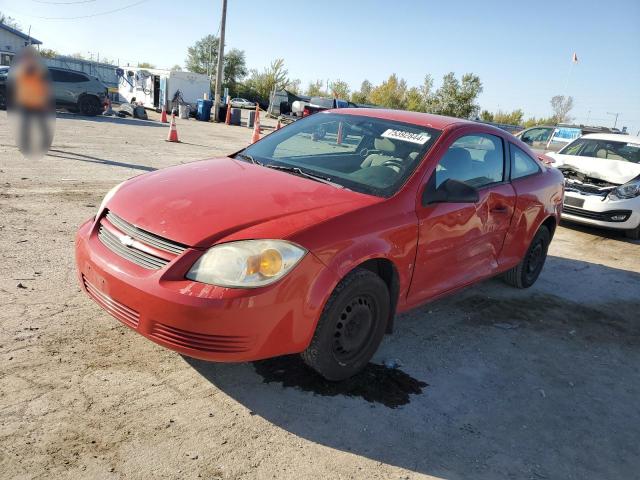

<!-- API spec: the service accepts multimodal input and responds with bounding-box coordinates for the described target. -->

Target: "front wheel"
[504,225,551,288]
[301,268,389,381]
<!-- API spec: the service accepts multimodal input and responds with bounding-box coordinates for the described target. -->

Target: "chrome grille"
[98,225,169,270]
[105,211,187,255]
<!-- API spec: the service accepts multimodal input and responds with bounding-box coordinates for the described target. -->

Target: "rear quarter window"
[510,144,541,179]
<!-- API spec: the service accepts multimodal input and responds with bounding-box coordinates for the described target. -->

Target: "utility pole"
[606,112,620,129]
[212,0,227,122]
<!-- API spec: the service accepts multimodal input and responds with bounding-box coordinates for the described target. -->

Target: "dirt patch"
[253,355,428,408]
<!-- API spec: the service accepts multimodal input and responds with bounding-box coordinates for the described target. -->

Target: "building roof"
[0,22,42,45]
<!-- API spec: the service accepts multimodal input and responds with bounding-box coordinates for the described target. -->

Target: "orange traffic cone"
[161,105,168,123]
[251,115,261,144]
[166,113,180,143]
[336,121,343,145]
[225,97,232,125]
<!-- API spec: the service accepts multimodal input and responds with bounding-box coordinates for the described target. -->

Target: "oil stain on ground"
[253,355,427,409]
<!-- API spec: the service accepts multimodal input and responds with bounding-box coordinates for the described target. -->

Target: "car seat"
[360,137,405,172]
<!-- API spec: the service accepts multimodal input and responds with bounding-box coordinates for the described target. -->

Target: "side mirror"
[423,178,479,205]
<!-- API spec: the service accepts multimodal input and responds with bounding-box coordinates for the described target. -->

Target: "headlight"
[97,182,123,217]
[186,240,307,288]
[608,180,640,200]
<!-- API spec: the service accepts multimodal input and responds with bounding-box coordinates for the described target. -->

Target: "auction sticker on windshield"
[381,129,431,145]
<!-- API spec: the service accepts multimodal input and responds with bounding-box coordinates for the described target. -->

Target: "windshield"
[559,138,640,164]
[240,112,440,197]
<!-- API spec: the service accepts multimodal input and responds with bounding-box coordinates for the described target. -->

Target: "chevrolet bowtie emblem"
[120,235,135,247]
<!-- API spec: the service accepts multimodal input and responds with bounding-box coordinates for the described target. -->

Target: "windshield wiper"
[235,152,262,165]
[264,164,345,189]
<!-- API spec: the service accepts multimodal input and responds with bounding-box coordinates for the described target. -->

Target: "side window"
[510,145,541,179]
[50,69,88,83]
[560,139,586,156]
[521,128,552,144]
[435,134,504,188]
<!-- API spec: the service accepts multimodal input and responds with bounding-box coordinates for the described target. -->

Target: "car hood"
[107,157,380,248]
[549,153,640,185]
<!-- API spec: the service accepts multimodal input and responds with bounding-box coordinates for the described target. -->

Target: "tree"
[329,79,350,99]
[480,110,494,122]
[223,48,248,91]
[351,79,372,104]
[39,49,59,59]
[171,64,182,72]
[550,95,574,124]
[71,52,87,60]
[523,116,557,128]
[0,12,20,30]
[493,109,524,125]
[424,72,483,118]
[185,34,219,75]
[306,80,327,97]
[285,78,302,95]
[406,87,425,112]
[370,74,408,109]
[137,61,155,69]
[244,58,289,100]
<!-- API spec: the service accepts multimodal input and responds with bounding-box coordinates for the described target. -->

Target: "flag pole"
[563,52,578,97]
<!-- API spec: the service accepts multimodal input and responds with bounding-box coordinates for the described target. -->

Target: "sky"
[2,0,639,133]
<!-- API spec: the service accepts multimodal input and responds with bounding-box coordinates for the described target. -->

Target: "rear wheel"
[78,95,102,116]
[504,225,551,288]
[301,268,389,381]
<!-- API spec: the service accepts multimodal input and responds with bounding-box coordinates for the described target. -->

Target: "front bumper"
[75,218,337,362]
[562,192,640,231]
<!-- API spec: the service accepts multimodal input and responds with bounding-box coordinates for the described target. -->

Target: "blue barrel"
[196,99,213,121]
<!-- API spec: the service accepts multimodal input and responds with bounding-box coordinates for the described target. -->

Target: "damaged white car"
[548,133,640,239]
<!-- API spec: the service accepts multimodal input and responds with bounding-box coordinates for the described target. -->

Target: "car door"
[408,132,516,303]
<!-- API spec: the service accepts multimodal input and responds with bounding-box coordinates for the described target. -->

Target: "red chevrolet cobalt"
[76,110,563,380]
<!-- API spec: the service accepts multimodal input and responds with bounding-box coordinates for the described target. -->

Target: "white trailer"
[118,67,211,110]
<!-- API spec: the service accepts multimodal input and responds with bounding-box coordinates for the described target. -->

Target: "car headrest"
[441,147,472,170]
[374,137,396,153]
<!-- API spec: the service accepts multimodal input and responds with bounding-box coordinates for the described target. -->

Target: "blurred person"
[9,47,53,157]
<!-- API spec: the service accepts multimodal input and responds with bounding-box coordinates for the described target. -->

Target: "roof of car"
[331,108,473,130]
[581,133,640,143]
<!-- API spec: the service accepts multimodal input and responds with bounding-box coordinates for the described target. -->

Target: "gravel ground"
[1,110,639,480]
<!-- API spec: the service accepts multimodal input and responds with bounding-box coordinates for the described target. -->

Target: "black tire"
[504,225,551,288]
[625,225,640,240]
[0,90,6,110]
[78,95,102,116]
[301,268,390,381]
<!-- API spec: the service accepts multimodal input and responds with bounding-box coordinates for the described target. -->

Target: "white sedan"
[548,133,640,239]
[230,98,256,109]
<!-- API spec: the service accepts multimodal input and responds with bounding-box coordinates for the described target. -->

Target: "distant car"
[0,65,107,115]
[548,133,640,239]
[76,109,563,380]
[230,98,255,109]
[517,124,621,154]
[49,67,108,116]
[516,125,582,154]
